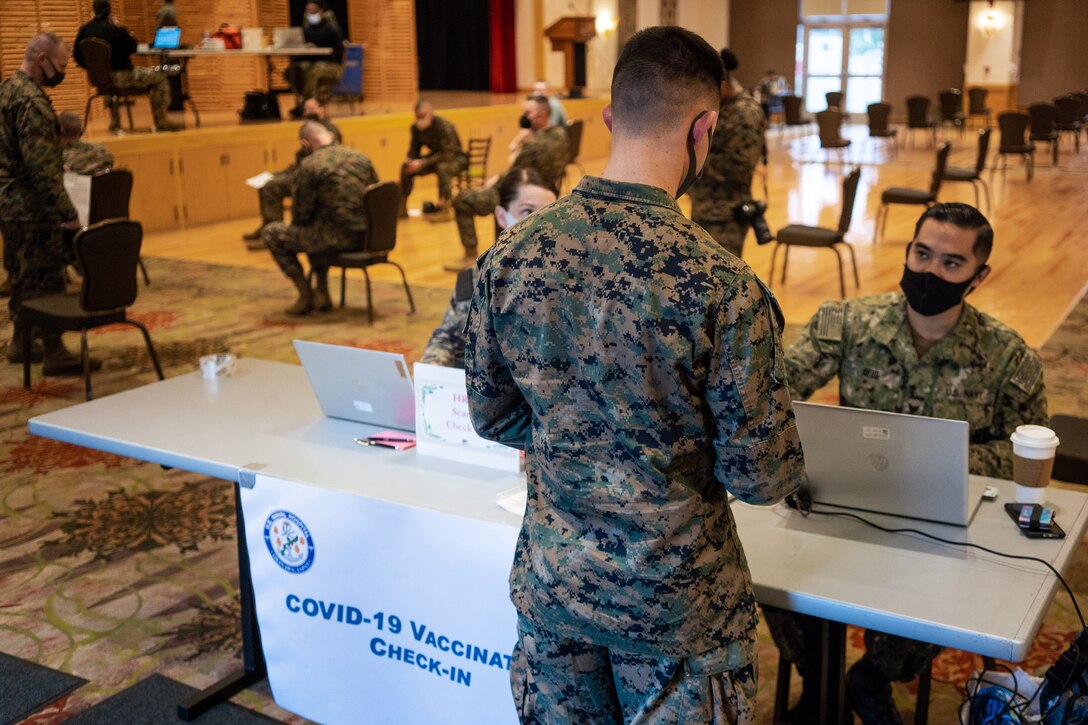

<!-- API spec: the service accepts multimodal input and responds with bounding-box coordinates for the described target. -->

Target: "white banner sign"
[241,472,520,724]
[413,363,521,472]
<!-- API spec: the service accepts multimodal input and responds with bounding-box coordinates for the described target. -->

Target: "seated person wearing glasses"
[73,0,180,132]
[765,202,1048,725]
[259,121,377,316]
[420,168,556,368]
[446,95,568,272]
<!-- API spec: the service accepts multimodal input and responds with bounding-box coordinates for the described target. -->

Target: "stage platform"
[89,93,611,234]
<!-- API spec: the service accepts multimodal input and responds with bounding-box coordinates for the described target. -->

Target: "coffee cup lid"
[1010,424,1059,449]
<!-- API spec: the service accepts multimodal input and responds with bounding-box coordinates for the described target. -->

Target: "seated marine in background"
[260,121,377,316]
[447,95,568,271]
[399,100,467,217]
[285,1,344,114]
[73,0,179,132]
[59,111,113,175]
[766,202,1048,725]
[243,98,340,248]
[420,168,557,367]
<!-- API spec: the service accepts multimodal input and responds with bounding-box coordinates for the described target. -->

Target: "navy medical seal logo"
[264,511,315,574]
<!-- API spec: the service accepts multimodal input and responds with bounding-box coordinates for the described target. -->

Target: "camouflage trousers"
[401,156,467,204]
[285,61,343,104]
[259,167,296,225]
[511,614,757,724]
[761,605,942,682]
[452,185,501,251]
[1,222,66,324]
[261,221,357,281]
[691,217,748,259]
[112,68,171,123]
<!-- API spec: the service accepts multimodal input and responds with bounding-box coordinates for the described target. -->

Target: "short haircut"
[93,0,111,18]
[914,202,994,263]
[498,167,553,209]
[299,120,332,142]
[610,27,723,137]
[24,32,63,62]
[413,99,431,113]
[58,111,82,137]
[526,95,550,114]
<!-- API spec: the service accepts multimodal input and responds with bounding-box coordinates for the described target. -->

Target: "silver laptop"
[294,341,415,432]
[273,27,306,49]
[793,402,984,526]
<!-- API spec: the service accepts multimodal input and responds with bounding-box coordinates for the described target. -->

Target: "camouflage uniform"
[286,12,344,104]
[764,291,1048,692]
[419,268,474,368]
[73,18,172,126]
[63,140,114,175]
[688,88,765,258]
[261,144,378,281]
[453,125,568,252]
[465,175,805,721]
[0,70,78,323]
[258,120,341,226]
[401,115,467,204]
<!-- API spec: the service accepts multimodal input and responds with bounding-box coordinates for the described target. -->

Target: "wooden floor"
[143,121,1088,349]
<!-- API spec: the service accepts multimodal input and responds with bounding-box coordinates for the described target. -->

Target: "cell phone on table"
[1004,503,1066,539]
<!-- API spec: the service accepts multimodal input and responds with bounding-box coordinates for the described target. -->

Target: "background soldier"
[399,100,467,217]
[73,0,180,132]
[688,48,766,258]
[765,202,1047,724]
[447,95,567,271]
[285,1,344,115]
[1,33,97,375]
[59,111,114,175]
[465,27,803,723]
[260,121,377,316]
[243,98,340,248]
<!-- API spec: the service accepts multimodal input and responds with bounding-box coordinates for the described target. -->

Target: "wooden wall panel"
[2,0,418,117]
[348,0,418,101]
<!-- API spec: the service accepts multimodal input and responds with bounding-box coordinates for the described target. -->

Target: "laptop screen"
[153,27,181,49]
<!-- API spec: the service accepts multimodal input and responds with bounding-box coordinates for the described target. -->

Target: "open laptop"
[792,401,985,527]
[293,341,415,432]
[152,26,182,49]
[272,27,306,49]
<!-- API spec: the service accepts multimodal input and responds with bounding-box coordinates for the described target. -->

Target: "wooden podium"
[545,16,596,98]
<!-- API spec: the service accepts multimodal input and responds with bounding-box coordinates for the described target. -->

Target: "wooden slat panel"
[349,0,418,100]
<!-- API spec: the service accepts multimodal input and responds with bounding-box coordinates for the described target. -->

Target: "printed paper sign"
[241,472,520,724]
[413,363,521,472]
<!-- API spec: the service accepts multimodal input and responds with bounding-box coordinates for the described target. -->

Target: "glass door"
[798,22,886,115]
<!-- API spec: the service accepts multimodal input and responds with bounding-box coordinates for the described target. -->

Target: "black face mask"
[675,111,712,199]
[899,263,985,316]
[41,57,64,88]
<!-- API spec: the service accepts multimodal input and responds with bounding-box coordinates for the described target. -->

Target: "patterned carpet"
[0,257,1083,723]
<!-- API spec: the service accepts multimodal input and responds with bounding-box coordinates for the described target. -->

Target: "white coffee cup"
[1010,425,1060,504]
[200,353,236,379]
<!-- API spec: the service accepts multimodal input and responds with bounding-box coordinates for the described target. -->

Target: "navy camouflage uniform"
[465,176,805,722]
[258,120,342,227]
[453,125,568,252]
[401,115,468,204]
[0,70,77,325]
[420,268,474,368]
[261,144,378,281]
[764,292,1048,690]
[687,88,765,258]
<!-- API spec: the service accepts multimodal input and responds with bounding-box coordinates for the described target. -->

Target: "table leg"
[798,616,848,725]
[178,482,266,720]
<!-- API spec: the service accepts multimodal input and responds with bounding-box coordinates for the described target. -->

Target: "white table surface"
[29,357,1086,662]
